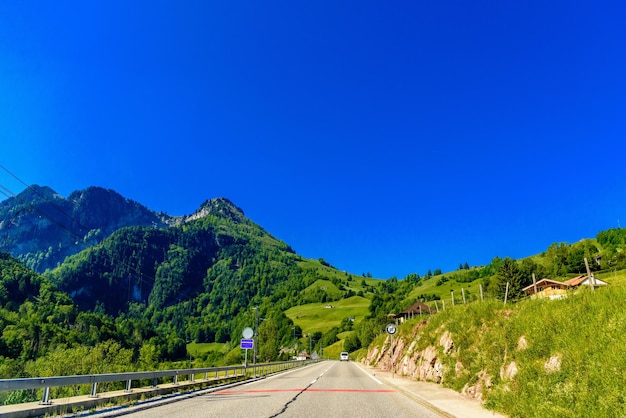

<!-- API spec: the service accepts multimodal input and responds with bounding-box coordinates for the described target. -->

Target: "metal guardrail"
[0,360,314,406]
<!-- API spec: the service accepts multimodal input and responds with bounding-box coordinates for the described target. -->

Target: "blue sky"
[1,1,625,279]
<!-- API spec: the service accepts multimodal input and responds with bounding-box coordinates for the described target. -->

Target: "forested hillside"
[0,185,173,272]
[46,197,315,348]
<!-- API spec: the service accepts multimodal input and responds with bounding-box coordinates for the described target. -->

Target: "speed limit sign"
[386,323,397,335]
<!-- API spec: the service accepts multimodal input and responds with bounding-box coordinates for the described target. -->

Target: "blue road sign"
[240,339,254,349]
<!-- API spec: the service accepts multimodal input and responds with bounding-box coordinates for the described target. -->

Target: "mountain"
[1,186,360,374]
[0,185,175,272]
[47,195,299,316]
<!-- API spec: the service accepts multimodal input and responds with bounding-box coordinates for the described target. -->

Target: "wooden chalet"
[522,279,568,300]
[523,275,608,300]
[393,300,435,323]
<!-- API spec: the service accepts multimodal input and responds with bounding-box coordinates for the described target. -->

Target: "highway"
[120,361,443,418]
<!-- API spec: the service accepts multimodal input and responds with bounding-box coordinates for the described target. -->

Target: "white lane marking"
[309,365,333,386]
[354,362,383,384]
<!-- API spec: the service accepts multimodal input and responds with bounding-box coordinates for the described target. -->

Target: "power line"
[0,166,160,302]
[1,164,209,310]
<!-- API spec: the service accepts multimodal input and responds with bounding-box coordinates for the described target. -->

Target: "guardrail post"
[125,379,133,392]
[204,371,208,381]
[89,382,99,398]
[152,377,158,388]
[190,373,195,382]
[173,374,179,386]
[40,386,51,405]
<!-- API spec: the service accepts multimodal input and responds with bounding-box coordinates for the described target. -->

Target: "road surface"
[121,361,443,418]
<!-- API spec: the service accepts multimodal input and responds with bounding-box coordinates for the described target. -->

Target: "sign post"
[386,323,397,378]
[242,328,254,370]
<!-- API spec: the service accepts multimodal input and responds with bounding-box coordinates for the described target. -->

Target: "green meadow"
[285,296,370,334]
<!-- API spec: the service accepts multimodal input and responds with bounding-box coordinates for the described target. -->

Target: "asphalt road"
[120,361,443,418]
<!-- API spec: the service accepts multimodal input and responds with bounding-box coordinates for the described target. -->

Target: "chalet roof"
[398,300,434,315]
[564,275,587,286]
[563,275,608,287]
[522,279,568,294]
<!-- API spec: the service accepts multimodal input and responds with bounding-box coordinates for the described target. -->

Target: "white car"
[340,352,349,361]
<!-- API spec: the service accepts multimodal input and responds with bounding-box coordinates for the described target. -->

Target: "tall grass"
[398,286,626,417]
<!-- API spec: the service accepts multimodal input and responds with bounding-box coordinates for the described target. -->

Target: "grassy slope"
[297,259,381,285]
[187,342,228,358]
[370,280,626,417]
[284,261,380,335]
[284,296,370,334]
[407,273,483,305]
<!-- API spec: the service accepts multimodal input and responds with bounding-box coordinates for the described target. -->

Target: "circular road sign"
[386,323,397,335]
[242,327,254,339]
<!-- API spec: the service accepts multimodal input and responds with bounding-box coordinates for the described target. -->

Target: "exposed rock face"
[363,322,506,403]
[365,324,449,384]
[500,361,518,380]
[440,330,455,354]
[462,369,493,400]
[544,355,561,373]
[185,198,246,223]
[517,336,528,351]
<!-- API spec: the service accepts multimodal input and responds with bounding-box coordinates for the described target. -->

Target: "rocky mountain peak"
[185,197,245,223]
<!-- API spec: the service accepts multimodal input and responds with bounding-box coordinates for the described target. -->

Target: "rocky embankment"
[363,320,493,401]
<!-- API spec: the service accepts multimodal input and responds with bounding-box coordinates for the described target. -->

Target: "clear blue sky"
[1,1,625,279]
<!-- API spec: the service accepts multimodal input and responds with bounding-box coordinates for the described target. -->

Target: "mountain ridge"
[0,185,248,272]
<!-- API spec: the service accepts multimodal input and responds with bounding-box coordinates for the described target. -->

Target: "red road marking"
[307,389,395,393]
[216,389,395,395]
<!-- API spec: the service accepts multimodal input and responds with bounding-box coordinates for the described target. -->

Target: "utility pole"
[584,258,596,291]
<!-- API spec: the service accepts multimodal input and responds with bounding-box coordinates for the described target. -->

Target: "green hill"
[285,295,370,334]
[365,282,626,417]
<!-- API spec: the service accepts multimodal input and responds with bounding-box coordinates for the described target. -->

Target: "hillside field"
[285,296,370,334]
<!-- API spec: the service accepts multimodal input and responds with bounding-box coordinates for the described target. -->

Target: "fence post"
[89,382,98,398]
[504,282,510,305]
[584,258,596,291]
[40,386,51,405]
[462,288,466,304]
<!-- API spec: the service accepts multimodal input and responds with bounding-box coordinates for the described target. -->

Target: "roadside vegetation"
[375,282,626,417]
